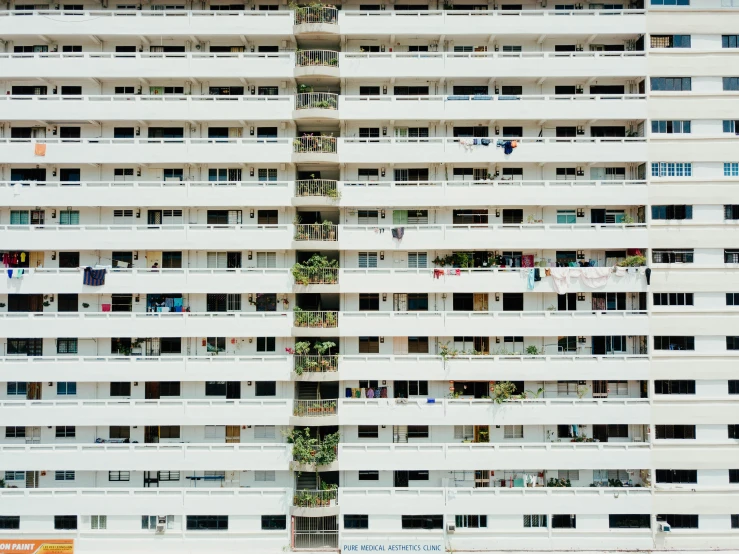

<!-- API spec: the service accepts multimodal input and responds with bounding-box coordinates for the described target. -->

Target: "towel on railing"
[391,227,405,239]
[82,266,106,286]
[34,143,46,156]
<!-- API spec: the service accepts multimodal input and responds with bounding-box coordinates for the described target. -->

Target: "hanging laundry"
[391,227,405,239]
[34,143,47,156]
[19,253,26,263]
[534,268,541,282]
[503,141,513,155]
[101,304,111,312]
[82,266,106,286]
[549,267,571,294]
[14,269,24,279]
[527,269,535,290]
[433,269,444,279]
[367,388,375,399]
[580,267,611,289]
[380,387,388,398]
[645,267,651,285]
[521,254,534,268]
[545,268,551,277]
[2,253,9,267]
[615,266,627,277]
[480,138,491,146]
[6,270,12,278]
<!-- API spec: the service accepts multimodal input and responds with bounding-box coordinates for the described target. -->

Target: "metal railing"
[295,92,339,110]
[293,223,338,241]
[295,49,339,67]
[293,135,337,153]
[294,355,339,373]
[292,266,339,285]
[293,310,339,328]
[292,399,338,417]
[292,488,338,507]
[295,179,338,197]
[294,6,338,24]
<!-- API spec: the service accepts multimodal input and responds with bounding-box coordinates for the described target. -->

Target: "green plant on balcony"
[525,345,539,355]
[618,254,646,267]
[291,254,339,285]
[438,342,459,365]
[291,341,311,374]
[492,381,517,404]
[315,431,340,465]
[285,427,319,466]
[608,478,624,487]
[517,387,544,400]
[547,477,571,488]
[321,219,336,240]
[297,83,314,94]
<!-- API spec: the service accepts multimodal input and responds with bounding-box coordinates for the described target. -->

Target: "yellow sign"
[0,540,73,554]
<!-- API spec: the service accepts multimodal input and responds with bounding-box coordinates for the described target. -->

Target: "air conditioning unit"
[155,524,165,533]
[658,522,671,533]
[446,522,456,533]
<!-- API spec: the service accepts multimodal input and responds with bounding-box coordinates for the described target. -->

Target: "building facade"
[0,0,737,551]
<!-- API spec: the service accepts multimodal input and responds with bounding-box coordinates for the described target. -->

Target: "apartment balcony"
[0,223,293,250]
[0,94,293,122]
[341,94,647,121]
[338,137,647,164]
[0,399,291,426]
[295,50,340,79]
[294,6,339,35]
[338,442,651,471]
[0,355,292,382]
[0,443,292,471]
[0,9,294,36]
[291,399,339,426]
[0,488,290,517]
[294,93,340,120]
[339,354,650,381]
[0,138,292,164]
[0,312,291,338]
[337,9,646,36]
[1,267,294,294]
[338,397,650,426]
[292,135,339,163]
[293,355,339,381]
[291,489,339,517]
[296,310,647,337]
[338,51,646,79]
[0,51,295,79]
[338,486,652,516]
[0,180,292,208]
[339,267,648,294]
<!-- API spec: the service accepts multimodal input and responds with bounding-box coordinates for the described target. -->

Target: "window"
[55,470,75,481]
[653,293,694,305]
[56,382,77,396]
[256,252,276,268]
[359,337,380,354]
[401,516,443,530]
[56,426,76,438]
[142,515,174,530]
[7,338,43,356]
[358,425,379,438]
[652,250,694,263]
[7,382,27,396]
[57,294,78,312]
[730,380,739,394]
[650,77,691,91]
[358,471,379,481]
[160,337,182,354]
[651,162,692,177]
[654,336,695,350]
[344,515,369,529]
[724,77,739,91]
[257,337,276,352]
[454,426,474,441]
[730,469,739,483]
[254,426,275,439]
[732,514,739,529]
[255,381,276,396]
[54,516,77,530]
[651,205,692,220]
[724,162,739,177]
[650,0,689,4]
[59,210,80,225]
[358,252,378,268]
[108,471,130,482]
[0,516,20,530]
[455,515,487,528]
[656,469,697,483]
[657,514,698,529]
[504,425,523,439]
[655,425,695,439]
[110,382,132,396]
[726,205,739,220]
[257,168,277,182]
[159,426,180,439]
[254,470,276,482]
[609,515,650,528]
[655,380,695,394]
[4,471,24,481]
[186,516,228,530]
[557,210,576,224]
[728,336,739,350]
[255,293,276,312]
[358,210,379,224]
[5,427,26,438]
[407,426,429,439]
[408,337,429,354]
[261,515,286,530]
[731,425,739,439]
[91,515,107,530]
[558,470,580,481]
[551,515,576,529]
[394,380,428,397]
[523,515,547,528]
[650,35,691,48]
[56,338,78,354]
[723,35,739,49]
[207,337,226,354]
[651,121,690,135]
[110,426,131,439]
[359,293,380,311]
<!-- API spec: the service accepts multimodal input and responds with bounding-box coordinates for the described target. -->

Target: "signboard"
[342,542,444,553]
[0,540,74,554]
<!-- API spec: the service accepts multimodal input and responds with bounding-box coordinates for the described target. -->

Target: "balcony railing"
[295,49,339,67]
[295,92,339,110]
[293,135,337,153]
[292,266,339,285]
[293,310,339,328]
[0,51,292,61]
[292,399,338,417]
[295,179,338,197]
[293,223,338,241]
[294,355,339,374]
[294,6,338,24]
[293,488,338,507]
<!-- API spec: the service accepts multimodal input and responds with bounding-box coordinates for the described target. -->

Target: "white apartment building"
[0,0,737,552]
